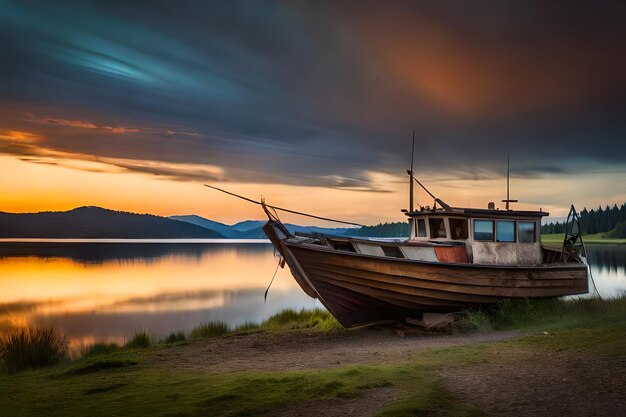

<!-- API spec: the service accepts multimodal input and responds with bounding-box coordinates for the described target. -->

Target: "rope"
[204,184,365,227]
[264,261,281,302]
[589,267,601,299]
[580,234,602,299]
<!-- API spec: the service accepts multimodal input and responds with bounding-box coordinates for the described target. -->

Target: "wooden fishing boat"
[260,180,590,327]
[205,149,590,328]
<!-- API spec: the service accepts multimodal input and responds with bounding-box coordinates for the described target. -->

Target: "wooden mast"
[409,129,415,213]
[502,153,518,210]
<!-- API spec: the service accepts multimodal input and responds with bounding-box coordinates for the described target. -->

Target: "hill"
[171,215,356,238]
[0,207,223,238]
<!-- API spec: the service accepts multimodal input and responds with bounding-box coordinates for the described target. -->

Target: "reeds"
[190,321,229,339]
[163,331,186,343]
[0,327,68,373]
[463,294,626,330]
[125,330,151,348]
[85,341,120,356]
[259,308,341,331]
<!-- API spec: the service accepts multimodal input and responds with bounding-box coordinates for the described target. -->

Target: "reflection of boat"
[260,174,589,327]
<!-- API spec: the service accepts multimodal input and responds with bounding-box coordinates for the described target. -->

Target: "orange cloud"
[0,129,43,143]
[42,117,139,134]
[44,118,97,129]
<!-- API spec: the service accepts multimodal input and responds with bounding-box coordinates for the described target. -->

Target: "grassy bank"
[462,295,626,331]
[0,308,340,372]
[1,297,625,416]
[541,232,626,245]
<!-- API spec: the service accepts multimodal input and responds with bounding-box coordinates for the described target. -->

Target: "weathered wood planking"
[283,242,588,327]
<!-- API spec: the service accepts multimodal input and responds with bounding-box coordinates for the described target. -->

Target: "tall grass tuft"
[0,327,68,373]
[464,294,626,330]
[190,321,230,339]
[125,331,152,348]
[86,341,120,356]
[233,322,261,333]
[163,331,186,343]
[260,308,342,331]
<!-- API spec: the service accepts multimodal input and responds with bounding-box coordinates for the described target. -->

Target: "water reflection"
[0,242,318,345]
[587,245,626,297]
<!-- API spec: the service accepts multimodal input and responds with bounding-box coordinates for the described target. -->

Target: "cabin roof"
[405,207,549,218]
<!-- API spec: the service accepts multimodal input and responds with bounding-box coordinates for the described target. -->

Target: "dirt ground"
[438,347,626,417]
[150,328,625,416]
[153,327,521,372]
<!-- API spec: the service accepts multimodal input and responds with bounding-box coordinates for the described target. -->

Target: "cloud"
[0,129,43,143]
[40,117,140,133]
[0,1,624,195]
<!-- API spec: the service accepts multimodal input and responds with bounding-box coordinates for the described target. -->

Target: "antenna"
[502,153,518,210]
[409,129,415,213]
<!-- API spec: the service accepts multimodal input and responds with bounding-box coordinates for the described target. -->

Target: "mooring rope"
[203,184,365,227]
[264,261,281,302]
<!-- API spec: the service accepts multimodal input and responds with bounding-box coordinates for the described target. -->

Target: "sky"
[1,0,625,225]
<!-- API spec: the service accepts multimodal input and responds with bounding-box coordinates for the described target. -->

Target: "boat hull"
[283,241,589,327]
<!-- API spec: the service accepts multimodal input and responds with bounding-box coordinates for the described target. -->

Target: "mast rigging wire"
[203,184,365,227]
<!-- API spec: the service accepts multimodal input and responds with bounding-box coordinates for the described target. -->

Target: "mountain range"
[0,207,357,239]
[0,207,223,238]
[169,215,354,238]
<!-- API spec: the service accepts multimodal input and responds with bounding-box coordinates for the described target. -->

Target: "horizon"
[1,1,625,225]
[3,202,619,228]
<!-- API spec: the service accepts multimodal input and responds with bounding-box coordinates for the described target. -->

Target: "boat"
[205,149,590,328]
[258,157,590,327]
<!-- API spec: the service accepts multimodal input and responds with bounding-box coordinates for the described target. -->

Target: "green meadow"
[541,232,626,245]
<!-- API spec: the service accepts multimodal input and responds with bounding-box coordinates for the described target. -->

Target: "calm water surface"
[0,240,318,347]
[0,241,624,347]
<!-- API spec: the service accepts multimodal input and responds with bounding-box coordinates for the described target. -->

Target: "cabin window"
[382,245,404,258]
[449,218,468,240]
[474,220,494,241]
[417,219,427,237]
[496,220,515,242]
[518,221,536,243]
[429,218,447,238]
[331,241,356,252]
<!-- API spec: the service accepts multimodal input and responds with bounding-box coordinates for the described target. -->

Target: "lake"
[0,241,624,348]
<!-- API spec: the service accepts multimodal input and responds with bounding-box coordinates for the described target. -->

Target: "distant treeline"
[541,203,626,238]
[353,222,409,237]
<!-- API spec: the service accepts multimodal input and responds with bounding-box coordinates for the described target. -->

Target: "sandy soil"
[153,327,522,372]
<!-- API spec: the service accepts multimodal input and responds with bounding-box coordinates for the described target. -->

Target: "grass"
[86,342,120,356]
[0,327,68,373]
[259,308,342,331]
[233,321,261,333]
[463,294,626,331]
[162,331,186,344]
[190,321,230,339]
[541,232,626,245]
[0,309,340,375]
[0,351,484,416]
[125,331,151,348]
[188,308,341,340]
[63,358,139,376]
[0,299,624,416]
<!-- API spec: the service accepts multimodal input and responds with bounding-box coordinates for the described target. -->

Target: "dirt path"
[149,328,625,416]
[152,328,522,372]
[439,347,626,417]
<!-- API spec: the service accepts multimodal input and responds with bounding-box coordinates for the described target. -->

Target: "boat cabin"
[406,205,547,266]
